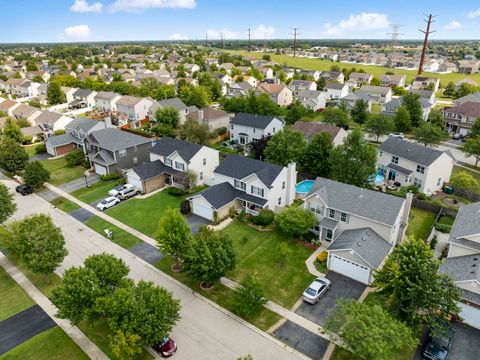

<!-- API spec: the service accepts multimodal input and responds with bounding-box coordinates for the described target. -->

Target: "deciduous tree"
[350,99,369,125]
[300,132,333,177]
[155,107,180,128]
[2,118,23,143]
[0,183,16,224]
[450,171,479,190]
[178,118,213,145]
[364,114,395,142]
[264,127,306,166]
[394,105,412,132]
[47,82,66,105]
[412,122,448,147]
[462,137,480,167]
[231,275,267,319]
[23,160,50,189]
[275,207,316,240]
[402,92,423,127]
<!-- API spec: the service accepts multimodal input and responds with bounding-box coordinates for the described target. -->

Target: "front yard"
[40,157,85,185]
[0,267,34,322]
[406,208,436,241]
[72,179,122,204]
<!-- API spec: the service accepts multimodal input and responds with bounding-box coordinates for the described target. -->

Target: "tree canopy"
[300,132,333,177]
[156,209,191,269]
[0,183,16,224]
[264,127,307,166]
[412,122,448,147]
[23,161,50,189]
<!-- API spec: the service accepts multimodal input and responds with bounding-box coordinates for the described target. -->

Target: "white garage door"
[458,302,480,329]
[192,202,214,221]
[94,163,107,176]
[330,254,371,284]
[127,176,143,193]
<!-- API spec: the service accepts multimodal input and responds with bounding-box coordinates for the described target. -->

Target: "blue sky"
[2,0,480,43]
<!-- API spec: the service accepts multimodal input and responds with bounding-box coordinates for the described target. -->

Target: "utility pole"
[386,24,403,68]
[247,28,251,52]
[205,33,208,47]
[220,32,225,49]
[290,27,301,58]
[418,14,436,75]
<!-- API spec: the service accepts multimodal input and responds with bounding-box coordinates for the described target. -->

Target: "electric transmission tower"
[386,24,403,68]
[418,14,436,74]
[290,27,301,57]
[247,28,251,52]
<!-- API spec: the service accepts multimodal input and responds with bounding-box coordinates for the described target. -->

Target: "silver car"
[96,196,120,211]
[302,277,331,304]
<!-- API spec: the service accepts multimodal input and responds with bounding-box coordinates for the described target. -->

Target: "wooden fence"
[411,198,458,217]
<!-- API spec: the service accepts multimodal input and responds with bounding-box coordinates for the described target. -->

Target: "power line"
[418,13,436,75]
[290,27,301,58]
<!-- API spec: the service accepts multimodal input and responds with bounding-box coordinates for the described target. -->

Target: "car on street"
[96,196,120,211]
[302,277,331,304]
[389,132,404,139]
[153,337,177,357]
[452,133,463,140]
[117,184,139,200]
[108,184,127,197]
[423,327,454,360]
[15,184,33,195]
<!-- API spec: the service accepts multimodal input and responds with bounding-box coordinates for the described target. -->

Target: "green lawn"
[72,179,121,204]
[105,191,182,237]
[40,157,85,186]
[23,144,38,158]
[452,165,480,194]
[50,197,81,213]
[0,327,89,360]
[84,216,142,249]
[0,267,34,322]
[221,221,315,308]
[156,257,281,331]
[406,208,437,241]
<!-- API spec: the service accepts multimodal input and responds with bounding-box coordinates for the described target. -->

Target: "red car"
[153,337,177,357]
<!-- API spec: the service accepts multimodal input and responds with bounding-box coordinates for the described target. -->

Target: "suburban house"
[377,137,454,194]
[289,80,317,95]
[443,102,480,135]
[412,76,440,92]
[323,82,349,100]
[358,85,392,104]
[409,88,436,105]
[86,128,153,175]
[454,92,480,107]
[70,89,97,108]
[93,91,122,112]
[379,74,406,87]
[0,99,20,115]
[45,116,108,156]
[257,67,274,79]
[126,137,219,194]
[297,69,320,81]
[382,96,433,120]
[296,90,327,111]
[292,121,347,146]
[256,83,293,106]
[33,111,72,132]
[116,96,153,122]
[148,97,189,124]
[188,107,230,130]
[457,60,480,74]
[189,154,297,221]
[228,82,254,98]
[320,71,345,84]
[340,92,373,112]
[219,62,235,74]
[347,72,373,87]
[440,201,480,328]
[303,177,410,284]
[230,112,284,145]
[11,104,42,123]
[6,78,41,97]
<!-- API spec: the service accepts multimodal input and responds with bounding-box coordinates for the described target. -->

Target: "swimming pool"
[296,180,314,194]
[368,171,385,185]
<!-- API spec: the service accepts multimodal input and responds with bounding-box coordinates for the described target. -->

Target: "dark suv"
[15,184,33,195]
[423,327,454,360]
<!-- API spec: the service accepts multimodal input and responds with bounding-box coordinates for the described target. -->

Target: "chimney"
[285,162,297,205]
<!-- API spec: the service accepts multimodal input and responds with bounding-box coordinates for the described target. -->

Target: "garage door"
[458,302,480,329]
[192,202,214,221]
[330,254,371,284]
[127,176,143,193]
[94,163,107,176]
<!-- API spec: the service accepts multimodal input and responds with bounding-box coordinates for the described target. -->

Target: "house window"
[234,179,246,191]
[391,156,399,164]
[119,149,127,157]
[175,161,185,171]
[413,177,423,188]
[416,164,425,174]
[437,178,441,186]
[282,181,285,189]
[308,202,322,215]
[278,197,281,205]
[251,186,264,197]
[379,151,383,157]
[165,158,172,166]
[340,212,348,223]
[329,209,336,219]
[230,124,234,130]
[133,157,138,164]
[273,127,276,133]
[203,158,206,165]
[253,128,256,133]
[199,172,203,180]
[314,222,320,232]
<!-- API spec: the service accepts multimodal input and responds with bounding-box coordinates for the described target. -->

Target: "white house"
[443,102,480,136]
[323,82,349,100]
[70,89,97,108]
[256,83,293,106]
[303,177,410,284]
[440,202,480,328]
[230,112,284,145]
[93,91,122,112]
[377,137,454,194]
[296,90,327,111]
[289,80,317,95]
[379,74,406,87]
[358,85,392,104]
[116,96,154,121]
[382,97,433,121]
[189,154,297,221]
[33,111,73,132]
[11,104,42,124]
[148,97,189,124]
[412,76,440,92]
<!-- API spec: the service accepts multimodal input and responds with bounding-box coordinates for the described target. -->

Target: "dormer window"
[234,179,246,191]
[164,158,172,166]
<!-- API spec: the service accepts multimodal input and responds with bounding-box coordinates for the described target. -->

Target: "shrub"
[180,200,191,215]
[316,251,328,263]
[275,207,316,239]
[100,173,121,181]
[35,143,47,154]
[166,187,185,197]
[416,193,427,200]
[435,223,452,233]
[65,149,86,167]
[429,235,438,250]
[22,135,33,144]
[237,210,247,223]
[251,209,275,226]
[215,127,227,136]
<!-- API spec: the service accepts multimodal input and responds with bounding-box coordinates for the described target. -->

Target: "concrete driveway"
[295,272,366,326]
[186,213,211,234]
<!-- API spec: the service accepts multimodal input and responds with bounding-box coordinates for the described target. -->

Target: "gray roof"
[94,91,120,101]
[65,116,100,133]
[387,162,413,175]
[88,128,152,152]
[325,82,346,90]
[33,111,64,126]
[328,227,393,268]
[296,90,323,99]
[359,85,392,95]
[194,181,267,209]
[73,88,94,97]
[384,96,433,111]
[89,150,115,165]
[157,97,187,111]
[409,89,434,99]
[440,254,480,283]
[448,202,480,250]
[379,137,450,166]
[150,137,202,163]
[214,154,284,187]
[306,177,405,226]
[456,92,480,105]
[230,112,280,130]
[130,160,180,180]
[340,91,372,102]
[319,217,338,230]
[45,133,75,147]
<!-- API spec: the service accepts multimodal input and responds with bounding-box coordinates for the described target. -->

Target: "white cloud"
[169,32,188,40]
[70,0,103,13]
[323,12,389,36]
[206,28,238,39]
[467,8,480,18]
[250,24,275,39]
[62,25,92,40]
[110,0,196,12]
[445,20,462,30]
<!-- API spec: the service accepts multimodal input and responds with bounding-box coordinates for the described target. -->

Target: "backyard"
[452,165,480,195]
[39,157,85,186]
[406,208,437,241]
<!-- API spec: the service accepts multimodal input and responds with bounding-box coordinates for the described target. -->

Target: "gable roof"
[379,137,451,166]
[150,137,202,162]
[116,95,143,106]
[11,104,39,118]
[257,83,288,94]
[72,88,94,97]
[230,112,280,129]
[193,182,267,210]
[45,133,75,147]
[129,159,181,180]
[409,89,434,99]
[448,202,480,251]
[455,92,480,105]
[94,91,120,101]
[88,128,152,151]
[328,227,393,268]
[440,254,480,284]
[445,102,480,118]
[65,116,100,133]
[0,99,18,110]
[359,85,392,95]
[33,111,64,126]
[324,82,347,90]
[306,177,405,226]
[156,97,187,111]
[214,154,284,187]
[292,121,342,140]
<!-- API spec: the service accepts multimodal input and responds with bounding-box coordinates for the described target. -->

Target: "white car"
[117,185,139,200]
[302,277,331,304]
[96,196,120,211]
[389,132,404,139]
[108,184,127,197]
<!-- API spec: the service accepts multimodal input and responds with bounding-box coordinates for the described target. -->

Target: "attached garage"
[191,202,214,221]
[329,254,371,284]
[458,302,480,329]
[126,160,177,194]
[94,163,108,175]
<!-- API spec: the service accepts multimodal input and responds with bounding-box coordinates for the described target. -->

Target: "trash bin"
[443,186,453,194]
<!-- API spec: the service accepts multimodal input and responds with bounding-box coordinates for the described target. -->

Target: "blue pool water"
[296,180,315,193]
[368,172,385,184]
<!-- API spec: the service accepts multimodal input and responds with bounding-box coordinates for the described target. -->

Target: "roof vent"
[366,231,370,236]
[361,236,366,241]
[473,264,477,268]
[357,242,362,247]
[474,258,478,261]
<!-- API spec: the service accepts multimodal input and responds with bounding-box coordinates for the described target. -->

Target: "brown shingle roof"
[292,121,342,140]
[445,102,480,118]
[0,99,18,110]
[257,83,287,94]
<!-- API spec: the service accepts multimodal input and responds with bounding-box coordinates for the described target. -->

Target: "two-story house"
[70,89,97,109]
[289,80,317,95]
[323,82,349,100]
[454,92,480,107]
[11,104,42,123]
[358,85,392,104]
[256,83,293,106]
[379,74,406,87]
[93,91,122,112]
[340,91,373,112]
[126,137,219,194]
[296,90,327,111]
[228,82,254,98]
[347,72,373,88]
[147,97,188,125]
[33,111,72,133]
[303,177,410,284]
[412,76,440,92]
[86,128,153,175]
[439,201,480,328]
[189,154,297,221]
[382,96,433,120]
[443,102,480,136]
[116,96,153,122]
[292,121,347,146]
[377,137,454,194]
[408,88,436,105]
[188,107,230,130]
[320,71,345,84]
[230,112,284,145]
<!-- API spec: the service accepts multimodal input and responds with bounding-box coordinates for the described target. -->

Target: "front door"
[239,135,248,145]
[325,229,333,241]
[388,170,396,181]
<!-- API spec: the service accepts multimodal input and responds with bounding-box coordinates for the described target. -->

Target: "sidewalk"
[0,252,108,360]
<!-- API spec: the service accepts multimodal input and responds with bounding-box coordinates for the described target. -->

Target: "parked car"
[422,327,454,360]
[108,184,127,197]
[153,337,177,357]
[117,185,139,200]
[15,184,33,196]
[389,132,404,139]
[302,277,331,304]
[96,196,120,211]
[461,135,470,142]
[452,133,462,140]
